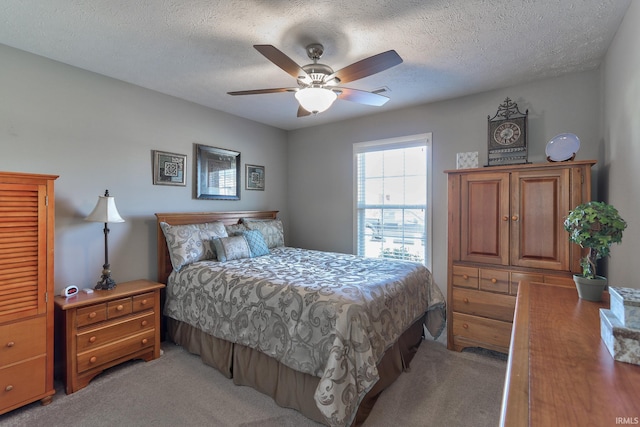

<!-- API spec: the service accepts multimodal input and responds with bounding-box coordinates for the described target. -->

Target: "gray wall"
[0,44,289,293]
[4,0,639,298]
[602,0,640,288]
[287,70,602,294]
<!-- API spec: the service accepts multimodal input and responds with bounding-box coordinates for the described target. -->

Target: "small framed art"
[195,144,241,200]
[152,150,187,186]
[245,164,265,191]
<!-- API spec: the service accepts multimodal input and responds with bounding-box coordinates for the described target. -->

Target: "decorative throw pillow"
[242,219,284,249]
[237,229,270,257]
[212,235,251,262]
[160,221,228,271]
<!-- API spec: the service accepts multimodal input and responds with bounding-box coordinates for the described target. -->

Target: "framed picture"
[152,150,187,186]
[195,144,241,200]
[245,164,265,190]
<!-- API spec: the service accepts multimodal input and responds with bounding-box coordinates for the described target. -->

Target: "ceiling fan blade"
[254,45,310,82]
[336,88,390,106]
[227,88,296,96]
[297,105,311,117]
[326,50,402,84]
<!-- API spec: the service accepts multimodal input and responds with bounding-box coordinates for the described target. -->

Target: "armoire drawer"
[479,269,510,294]
[452,312,512,350]
[452,265,479,289]
[0,317,46,366]
[0,355,46,410]
[452,288,515,322]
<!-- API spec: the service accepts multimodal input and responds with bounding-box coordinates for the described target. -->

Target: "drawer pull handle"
[463,323,469,329]
[116,305,124,311]
[502,216,509,221]
[463,298,469,303]
[512,215,519,221]
[5,385,13,392]
[491,278,497,283]
[89,312,97,319]
[141,338,148,345]
[90,356,97,364]
[89,336,96,343]
[141,320,148,326]
[6,341,14,348]
[141,299,148,305]
[463,274,469,280]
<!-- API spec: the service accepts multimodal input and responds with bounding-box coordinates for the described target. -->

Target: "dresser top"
[444,159,596,174]
[54,279,164,310]
[501,281,640,426]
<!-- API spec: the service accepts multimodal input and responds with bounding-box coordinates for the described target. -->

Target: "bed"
[155,211,445,427]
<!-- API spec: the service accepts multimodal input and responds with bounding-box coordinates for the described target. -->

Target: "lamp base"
[94,263,117,290]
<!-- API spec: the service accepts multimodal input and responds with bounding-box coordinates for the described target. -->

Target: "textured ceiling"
[0,0,631,130]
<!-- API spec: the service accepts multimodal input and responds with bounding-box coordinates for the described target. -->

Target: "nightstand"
[54,279,165,394]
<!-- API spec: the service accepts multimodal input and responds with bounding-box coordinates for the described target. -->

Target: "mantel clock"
[487,98,528,166]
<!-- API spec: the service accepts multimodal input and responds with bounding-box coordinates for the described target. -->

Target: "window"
[354,134,432,268]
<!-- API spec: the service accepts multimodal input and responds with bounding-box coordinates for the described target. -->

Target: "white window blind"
[354,134,431,267]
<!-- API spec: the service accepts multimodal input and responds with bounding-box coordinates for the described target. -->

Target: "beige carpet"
[1,340,506,427]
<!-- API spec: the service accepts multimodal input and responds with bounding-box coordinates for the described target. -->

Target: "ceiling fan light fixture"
[294,87,337,114]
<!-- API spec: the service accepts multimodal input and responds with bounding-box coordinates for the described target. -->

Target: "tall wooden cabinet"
[0,171,58,414]
[446,160,595,353]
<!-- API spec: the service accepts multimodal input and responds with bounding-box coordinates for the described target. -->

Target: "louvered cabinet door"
[0,182,48,321]
[0,172,57,415]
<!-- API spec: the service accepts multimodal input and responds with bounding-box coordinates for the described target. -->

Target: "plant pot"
[573,275,608,301]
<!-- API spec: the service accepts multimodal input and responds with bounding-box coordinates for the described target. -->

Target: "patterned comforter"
[164,247,445,426]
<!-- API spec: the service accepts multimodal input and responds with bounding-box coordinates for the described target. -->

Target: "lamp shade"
[294,87,337,114]
[85,191,125,223]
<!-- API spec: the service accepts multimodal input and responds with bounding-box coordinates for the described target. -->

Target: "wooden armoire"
[446,160,595,353]
[0,171,57,414]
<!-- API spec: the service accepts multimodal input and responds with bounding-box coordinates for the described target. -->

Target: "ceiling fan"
[228,44,403,117]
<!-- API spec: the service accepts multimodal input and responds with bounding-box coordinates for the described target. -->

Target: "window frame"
[352,133,432,269]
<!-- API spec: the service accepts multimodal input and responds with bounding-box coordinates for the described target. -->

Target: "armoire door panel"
[510,169,570,270]
[460,173,509,265]
[0,172,57,415]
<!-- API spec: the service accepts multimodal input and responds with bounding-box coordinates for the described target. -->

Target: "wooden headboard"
[155,210,279,284]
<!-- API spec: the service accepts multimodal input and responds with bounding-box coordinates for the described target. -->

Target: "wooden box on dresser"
[0,172,58,415]
[445,160,596,353]
[54,279,164,394]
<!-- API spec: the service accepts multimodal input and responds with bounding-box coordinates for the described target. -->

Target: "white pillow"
[160,221,228,271]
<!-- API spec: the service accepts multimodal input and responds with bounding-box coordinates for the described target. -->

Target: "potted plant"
[563,201,627,301]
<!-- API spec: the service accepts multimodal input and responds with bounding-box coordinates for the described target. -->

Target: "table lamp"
[85,189,125,290]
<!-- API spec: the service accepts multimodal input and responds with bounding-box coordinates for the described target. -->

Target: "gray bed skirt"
[166,314,426,426]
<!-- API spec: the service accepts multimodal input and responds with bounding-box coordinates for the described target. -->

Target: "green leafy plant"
[563,201,627,279]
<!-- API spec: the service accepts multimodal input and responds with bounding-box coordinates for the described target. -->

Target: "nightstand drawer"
[452,312,512,349]
[107,298,132,319]
[0,317,46,366]
[0,355,46,410]
[77,304,107,327]
[132,292,155,313]
[452,288,515,322]
[76,329,156,374]
[76,312,156,352]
